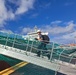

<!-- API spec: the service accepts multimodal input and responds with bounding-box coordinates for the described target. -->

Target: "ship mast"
[34,26,38,32]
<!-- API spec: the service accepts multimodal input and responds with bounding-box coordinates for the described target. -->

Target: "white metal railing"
[0,32,76,62]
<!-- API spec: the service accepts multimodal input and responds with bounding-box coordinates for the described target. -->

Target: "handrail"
[0,32,76,64]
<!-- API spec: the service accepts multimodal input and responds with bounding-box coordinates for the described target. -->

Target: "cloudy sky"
[0,0,76,44]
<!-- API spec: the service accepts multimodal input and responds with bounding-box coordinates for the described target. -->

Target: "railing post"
[58,48,65,61]
[69,55,74,64]
[50,42,54,61]
[30,40,34,53]
[12,34,16,48]
[54,48,65,75]
[5,33,9,49]
[25,37,30,55]
[75,62,76,68]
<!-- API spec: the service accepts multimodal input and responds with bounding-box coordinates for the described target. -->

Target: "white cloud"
[30,13,38,18]
[51,20,62,24]
[0,29,13,33]
[0,0,8,26]
[21,21,75,35]
[20,21,76,44]
[0,0,35,28]
[41,21,75,44]
[41,21,75,35]
[39,2,51,9]
[53,31,76,44]
[62,31,76,39]
[21,27,35,34]
[15,0,35,15]
[7,0,20,5]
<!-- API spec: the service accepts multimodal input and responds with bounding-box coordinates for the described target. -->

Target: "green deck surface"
[0,54,22,66]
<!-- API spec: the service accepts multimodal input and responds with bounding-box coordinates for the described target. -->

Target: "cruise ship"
[0,28,76,75]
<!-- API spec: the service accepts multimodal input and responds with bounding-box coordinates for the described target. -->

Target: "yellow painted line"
[0,62,28,75]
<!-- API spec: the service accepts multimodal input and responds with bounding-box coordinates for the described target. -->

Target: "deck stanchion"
[5,33,9,49]
[12,34,16,49]
[30,40,34,53]
[50,42,54,61]
[69,55,74,64]
[25,36,30,55]
[58,48,65,61]
[54,48,65,75]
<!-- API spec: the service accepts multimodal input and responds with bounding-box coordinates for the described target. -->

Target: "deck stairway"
[0,32,76,75]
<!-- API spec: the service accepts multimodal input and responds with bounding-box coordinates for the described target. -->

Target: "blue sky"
[0,0,76,44]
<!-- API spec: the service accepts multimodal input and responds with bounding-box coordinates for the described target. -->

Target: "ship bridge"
[0,32,76,75]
